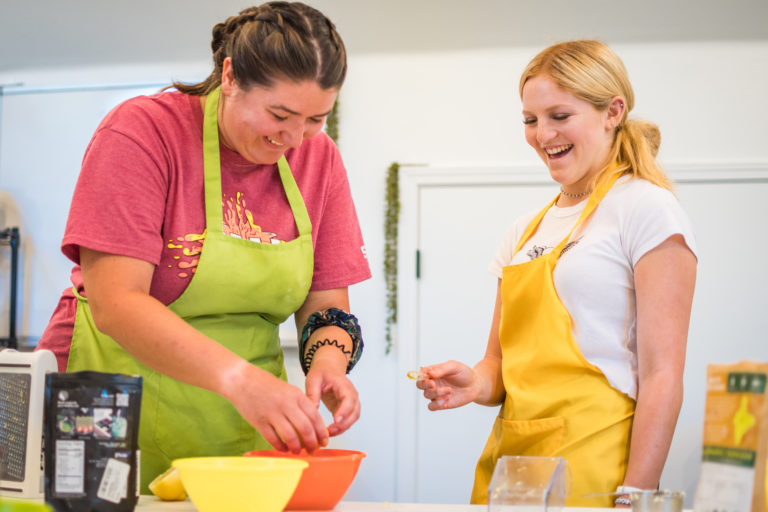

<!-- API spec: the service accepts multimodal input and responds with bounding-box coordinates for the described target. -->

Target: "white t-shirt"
[488,176,697,399]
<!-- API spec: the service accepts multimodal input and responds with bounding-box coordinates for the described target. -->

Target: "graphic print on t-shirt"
[166,192,285,280]
[527,245,550,260]
[167,231,205,279]
[223,192,283,244]
[525,237,582,261]
[560,238,580,257]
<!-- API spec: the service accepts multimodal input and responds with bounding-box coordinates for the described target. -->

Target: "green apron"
[67,86,314,493]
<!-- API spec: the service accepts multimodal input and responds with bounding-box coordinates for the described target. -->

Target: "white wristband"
[616,485,644,495]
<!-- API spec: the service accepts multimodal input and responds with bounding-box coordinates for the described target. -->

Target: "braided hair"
[173,1,346,95]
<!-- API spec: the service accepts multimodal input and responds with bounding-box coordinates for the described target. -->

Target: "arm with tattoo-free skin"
[618,235,696,498]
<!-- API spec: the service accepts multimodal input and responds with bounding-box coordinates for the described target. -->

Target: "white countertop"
[135,497,483,511]
[3,495,622,511]
[134,496,606,512]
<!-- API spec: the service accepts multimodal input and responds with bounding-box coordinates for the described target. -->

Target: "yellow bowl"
[172,456,308,512]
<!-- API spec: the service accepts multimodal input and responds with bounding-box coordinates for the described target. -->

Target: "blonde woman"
[416,40,697,507]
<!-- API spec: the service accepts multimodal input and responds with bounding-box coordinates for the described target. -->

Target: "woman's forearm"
[90,288,251,400]
[81,248,251,399]
[473,280,505,406]
[622,370,683,489]
[473,355,505,406]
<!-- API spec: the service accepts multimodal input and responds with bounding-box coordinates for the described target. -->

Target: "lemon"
[148,466,187,501]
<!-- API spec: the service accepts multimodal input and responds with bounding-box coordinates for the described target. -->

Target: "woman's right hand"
[223,361,329,453]
[415,360,479,411]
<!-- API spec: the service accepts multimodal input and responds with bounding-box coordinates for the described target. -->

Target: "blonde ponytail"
[599,118,672,191]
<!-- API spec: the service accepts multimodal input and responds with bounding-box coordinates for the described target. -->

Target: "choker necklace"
[560,188,591,199]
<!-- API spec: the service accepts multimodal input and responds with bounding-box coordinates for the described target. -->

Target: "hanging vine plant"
[384,162,400,354]
[325,99,339,143]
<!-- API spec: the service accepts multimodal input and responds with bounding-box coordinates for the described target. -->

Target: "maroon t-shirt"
[38,91,371,370]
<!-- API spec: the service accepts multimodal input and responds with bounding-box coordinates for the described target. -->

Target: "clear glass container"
[630,490,685,512]
[487,456,569,512]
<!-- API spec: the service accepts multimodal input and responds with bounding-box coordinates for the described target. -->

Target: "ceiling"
[2,0,767,73]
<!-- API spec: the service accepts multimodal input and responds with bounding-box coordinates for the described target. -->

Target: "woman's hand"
[416,281,506,411]
[416,361,480,410]
[223,361,329,453]
[294,287,362,437]
[304,345,360,437]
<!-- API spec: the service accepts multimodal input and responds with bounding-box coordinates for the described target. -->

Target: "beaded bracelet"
[299,308,363,375]
[614,486,643,507]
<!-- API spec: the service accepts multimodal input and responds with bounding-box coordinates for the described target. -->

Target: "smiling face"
[521,74,621,194]
[217,58,338,164]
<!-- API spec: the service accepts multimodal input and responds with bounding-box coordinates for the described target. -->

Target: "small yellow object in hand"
[407,370,425,380]
[149,466,187,501]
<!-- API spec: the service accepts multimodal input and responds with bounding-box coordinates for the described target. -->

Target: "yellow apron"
[471,172,635,507]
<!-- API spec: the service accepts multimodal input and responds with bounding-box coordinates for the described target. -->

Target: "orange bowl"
[244,449,366,510]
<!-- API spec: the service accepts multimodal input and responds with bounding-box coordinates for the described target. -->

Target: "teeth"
[267,137,285,146]
[545,144,572,155]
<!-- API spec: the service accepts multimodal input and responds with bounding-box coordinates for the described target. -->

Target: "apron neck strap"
[202,86,223,228]
[276,155,312,236]
[513,170,623,256]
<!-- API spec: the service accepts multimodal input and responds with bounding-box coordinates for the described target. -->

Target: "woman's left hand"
[304,345,360,436]
[295,287,360,437]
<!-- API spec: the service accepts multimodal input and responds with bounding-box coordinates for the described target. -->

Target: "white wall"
[1,40,767,502]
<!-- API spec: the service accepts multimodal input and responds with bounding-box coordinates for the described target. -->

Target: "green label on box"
[702,445,756,467]
[727,372,766,394]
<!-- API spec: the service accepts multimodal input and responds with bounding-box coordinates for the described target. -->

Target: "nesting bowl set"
[171,448,366,512]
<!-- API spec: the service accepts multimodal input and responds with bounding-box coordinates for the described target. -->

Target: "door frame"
[394,161,768,502]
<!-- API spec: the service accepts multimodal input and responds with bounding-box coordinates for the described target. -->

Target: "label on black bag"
[54,440,85,494]
[44,371,142,512]
[97,458,130,503]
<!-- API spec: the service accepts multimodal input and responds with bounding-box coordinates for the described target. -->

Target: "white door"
[395,164,768,505]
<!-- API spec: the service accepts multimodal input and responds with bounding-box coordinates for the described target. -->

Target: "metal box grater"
[0,349,57,498]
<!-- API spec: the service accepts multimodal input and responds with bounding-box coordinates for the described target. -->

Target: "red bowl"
[244,449,365,510]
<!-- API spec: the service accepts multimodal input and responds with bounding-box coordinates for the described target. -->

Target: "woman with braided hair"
[414,40,697,506]
[37,1,370,491]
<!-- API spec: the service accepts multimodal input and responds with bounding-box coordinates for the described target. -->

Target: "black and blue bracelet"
[299,308,363,375]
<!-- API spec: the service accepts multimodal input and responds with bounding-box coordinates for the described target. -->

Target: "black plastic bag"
[44,372,142,512]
